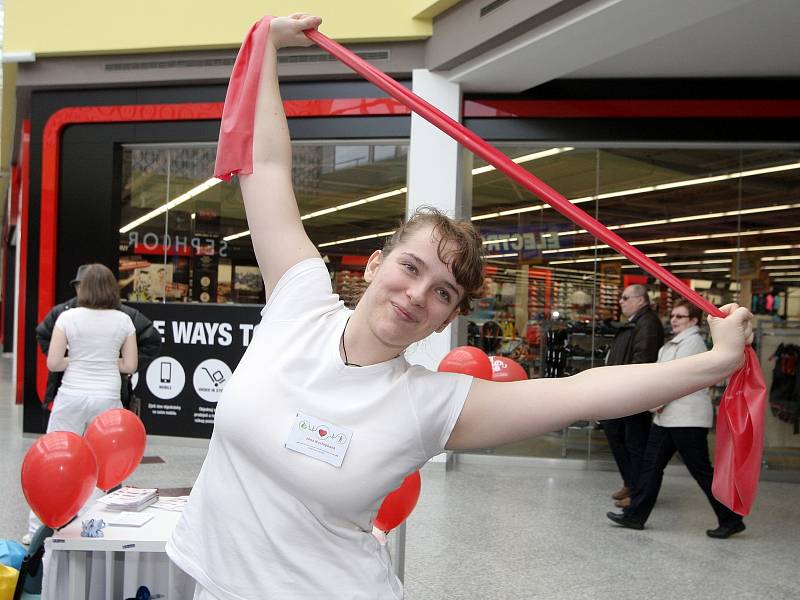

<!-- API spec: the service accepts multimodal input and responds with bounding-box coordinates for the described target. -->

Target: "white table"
[43,501,195,600]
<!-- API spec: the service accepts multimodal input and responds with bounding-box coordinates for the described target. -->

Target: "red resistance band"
[213,17,765,516]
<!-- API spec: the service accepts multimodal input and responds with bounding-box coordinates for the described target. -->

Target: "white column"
[403,69,473,373]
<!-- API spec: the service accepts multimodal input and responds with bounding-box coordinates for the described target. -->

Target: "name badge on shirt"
[285,412,353,468]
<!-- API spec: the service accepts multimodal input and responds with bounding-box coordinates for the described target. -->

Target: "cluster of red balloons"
[372,346,528,533]
[20,409,146,528]
[439,345,528,383]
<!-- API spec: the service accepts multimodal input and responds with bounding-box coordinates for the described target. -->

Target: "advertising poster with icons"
[128,302,262,438]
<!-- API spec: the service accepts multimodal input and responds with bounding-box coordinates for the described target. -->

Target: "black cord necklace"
[341,315,364,367]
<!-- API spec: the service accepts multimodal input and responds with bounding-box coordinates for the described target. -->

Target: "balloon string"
[304,28,724,319]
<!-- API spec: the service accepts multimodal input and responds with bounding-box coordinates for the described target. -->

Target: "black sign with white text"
[128,302,262,438]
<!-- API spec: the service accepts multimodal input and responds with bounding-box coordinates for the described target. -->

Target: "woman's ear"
[363,250,383,283]
[434,308,461,333]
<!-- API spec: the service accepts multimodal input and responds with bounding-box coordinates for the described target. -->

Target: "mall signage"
[128,302,262,438]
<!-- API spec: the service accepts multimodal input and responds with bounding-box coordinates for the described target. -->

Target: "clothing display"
[769,343,800,430]
[166,258,472,600]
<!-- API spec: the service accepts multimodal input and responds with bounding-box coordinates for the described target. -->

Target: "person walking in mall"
[23,263,141,544]
[164,14,755,600]
[606,299,746,538]
[602,284,665,507]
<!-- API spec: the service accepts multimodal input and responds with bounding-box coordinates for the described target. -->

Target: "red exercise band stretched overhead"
[214,17,765,516]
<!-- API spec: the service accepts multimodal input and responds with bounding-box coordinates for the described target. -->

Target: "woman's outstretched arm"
[238,14,323,298]
[446,304,753,450]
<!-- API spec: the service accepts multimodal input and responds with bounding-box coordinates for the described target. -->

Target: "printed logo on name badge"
[285,412,353,468]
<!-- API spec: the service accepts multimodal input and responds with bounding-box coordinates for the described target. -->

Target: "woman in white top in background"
[606,299,745,538]
[27,263,138,534]
[167,15,755,600]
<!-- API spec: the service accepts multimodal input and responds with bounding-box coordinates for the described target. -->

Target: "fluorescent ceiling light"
[542,226,800,255]
[671,268,731,274]
[486,253,519,259]
[548,253,666,265]
[705,244,800,254]
[622,259,733,269]
[317,230,396,248]
[483,237,518,245]
[762,255,800,262]
[120,177,222,233]
[224,230,251,242]
[767,271,800,276]
[300,188,407,221]
[471,147,574,175]
[762,264,800,270]
[558,203,800,238]
[471,161,800,222]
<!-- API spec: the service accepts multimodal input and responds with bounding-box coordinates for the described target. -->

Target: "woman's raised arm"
[238,14,323,298]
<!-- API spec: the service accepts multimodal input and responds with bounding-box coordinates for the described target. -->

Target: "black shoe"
[706,522,745,539]
[606,512,644,530]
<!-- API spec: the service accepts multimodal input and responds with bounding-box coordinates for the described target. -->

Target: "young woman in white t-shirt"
[46,263,138,433]
[168,15,756,600]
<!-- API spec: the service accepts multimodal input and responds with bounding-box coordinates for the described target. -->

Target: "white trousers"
[28,389,122,534]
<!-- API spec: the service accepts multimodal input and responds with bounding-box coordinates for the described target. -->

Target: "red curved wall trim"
[34,98,408,401]
[463,99,800,119]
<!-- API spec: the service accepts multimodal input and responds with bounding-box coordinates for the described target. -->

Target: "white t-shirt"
[55,307,135,398]
[167,258,472,600]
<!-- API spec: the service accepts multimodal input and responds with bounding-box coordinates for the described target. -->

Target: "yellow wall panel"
[411,0,462,19]
[4,0,434,56]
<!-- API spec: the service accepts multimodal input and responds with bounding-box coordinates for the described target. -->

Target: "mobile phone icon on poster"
[160,362,172,383]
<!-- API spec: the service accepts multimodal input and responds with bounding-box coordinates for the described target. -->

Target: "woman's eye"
[437,289,451,302]
[403,263,417,273]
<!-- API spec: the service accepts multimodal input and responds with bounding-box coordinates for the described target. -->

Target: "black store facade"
[10,68,800,465]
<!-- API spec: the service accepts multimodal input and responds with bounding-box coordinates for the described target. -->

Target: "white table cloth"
[42,501,195,600]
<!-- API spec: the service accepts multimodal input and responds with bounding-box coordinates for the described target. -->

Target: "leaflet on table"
[150,496,189,512]
[106,511,155,527]
[98,487,159,511]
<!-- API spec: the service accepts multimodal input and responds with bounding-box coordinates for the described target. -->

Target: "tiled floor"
[2,355,799,599]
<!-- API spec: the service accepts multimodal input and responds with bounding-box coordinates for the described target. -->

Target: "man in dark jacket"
[35,264,162,413]
[603,284,665,507]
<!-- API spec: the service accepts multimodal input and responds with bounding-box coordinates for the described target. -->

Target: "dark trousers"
[602,411,652,489]
[624,424,743,527]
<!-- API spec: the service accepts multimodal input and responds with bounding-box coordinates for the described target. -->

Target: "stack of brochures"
[98,487,158,511]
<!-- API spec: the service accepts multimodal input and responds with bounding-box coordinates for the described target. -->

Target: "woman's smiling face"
[359,226,464,352]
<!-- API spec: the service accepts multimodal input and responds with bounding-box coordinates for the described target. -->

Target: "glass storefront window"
[118,141,408,307]
[467,146,800,466]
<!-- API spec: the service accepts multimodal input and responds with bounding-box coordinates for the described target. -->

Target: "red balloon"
[491,356,528,382]
[84,409,147,491]
[21,431,98,528]
[438,346,493,380]
[374,471,422,533]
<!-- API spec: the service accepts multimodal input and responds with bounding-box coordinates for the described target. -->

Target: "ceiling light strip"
[471,161,800,222]
[119,177,222,233]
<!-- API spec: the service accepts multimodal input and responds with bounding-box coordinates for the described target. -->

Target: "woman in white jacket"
[606,300,746,538]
